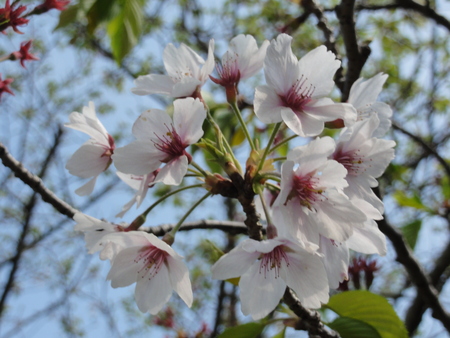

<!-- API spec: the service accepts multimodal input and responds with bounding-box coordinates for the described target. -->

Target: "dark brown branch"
[0,139,77,220]
[357,0,450,32]
[393,123,450,179]
[302,0,344,93]
[404,239,450,335]
[141,220,248,236]
[375,188,450,333]
[335,0,371,101]
[283,289,340,338]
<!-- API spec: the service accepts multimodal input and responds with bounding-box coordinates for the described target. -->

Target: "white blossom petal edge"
[131,40,215,98]
[105,231,193,315]
[65,102,115,196]
[211,237,329,319]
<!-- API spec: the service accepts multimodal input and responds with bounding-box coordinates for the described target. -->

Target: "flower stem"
[229,100,256,151]
[257,123,281,173]
[190,160,208,177]
[143,184,203,218]
[269,134,297,153]
[169,191,212,237]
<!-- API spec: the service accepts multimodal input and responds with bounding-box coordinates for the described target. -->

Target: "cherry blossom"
[131,40,214,99]
[0,0,29,34]
[348,73,392,137]
[0,74,14,99]
[113,98,206,185]
[273,137,367,243]
[73,212,126,261]
[115,170,159,218]
[65,102,115,196]
[9,40,39,68]
[210,34,269,89]
[33,0,70,14]
[332,115,396,219]
[105,231,193,314]
[254,34,356,137]
[211,237,329,320]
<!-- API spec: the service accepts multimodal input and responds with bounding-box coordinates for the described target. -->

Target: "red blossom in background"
[10,40,39,68]
[32,0,70,14]
[0,0,29,34]
[0,74,14,100]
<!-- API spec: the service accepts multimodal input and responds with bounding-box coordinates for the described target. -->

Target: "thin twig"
[0,138,77,219]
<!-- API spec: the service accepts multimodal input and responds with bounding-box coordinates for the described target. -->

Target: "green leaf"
[401,219,422,249]
[393,190,431,212]
[328,317,381,338]
[107,0,145,64]
[86,0,119,33]
[270,327,286,338]
[54,5,80,31]
[231,128,246,147]
[218,322,266,338]
[324,290,408,338]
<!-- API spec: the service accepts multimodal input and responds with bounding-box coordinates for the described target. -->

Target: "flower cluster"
[67,33,395,319]
[0,0,68,99]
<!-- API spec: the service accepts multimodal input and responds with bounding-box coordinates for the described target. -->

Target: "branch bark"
[335,0,371,101]
[375,188,450,333]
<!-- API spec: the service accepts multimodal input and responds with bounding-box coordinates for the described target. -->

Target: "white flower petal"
[132,109,173,141]
[113,141,163,176]
[156,156,188,186]
[348,73,388,109]
[65,102,109,144]
[166,255,193,308]
[240,262,286,320]
[211,245,258,280]
[319,237,349,289]
[131,74,175,96]
[297,46,340,98]
[135,265,172,314]
[283,251,329,307]
[347,220,387,255]
[173,98,206,145]
[107,246,142,287]
[282,107,324,137]
[264,34,299,94]
[75,176,98,196]
[66,141,110,178]
[254,85,284,124]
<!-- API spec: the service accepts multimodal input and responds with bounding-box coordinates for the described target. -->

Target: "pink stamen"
[153,124,189,163]
[135,245,168,280]
[280,75,315,113]
[259,245,289,278]
[288,174,323,209]
[333,148,367,176]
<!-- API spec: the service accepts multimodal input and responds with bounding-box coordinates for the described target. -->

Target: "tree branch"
[404,238,450,334]
[283,289,340,338]
[357,0,450,32]
[141,220,248,236]
[0,138,77,220]
[335,0,371,101]
[375,187,450,333]
[393,122,450,179]
[302,0,344,92]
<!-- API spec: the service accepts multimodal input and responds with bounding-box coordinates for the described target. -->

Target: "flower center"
[333,149,366,176]
[135,245,168,280]
[259,245,289,278]
[288,174,323,210]
[153,124,190,163]
[280,75,314,113]
[216,52,241,86]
